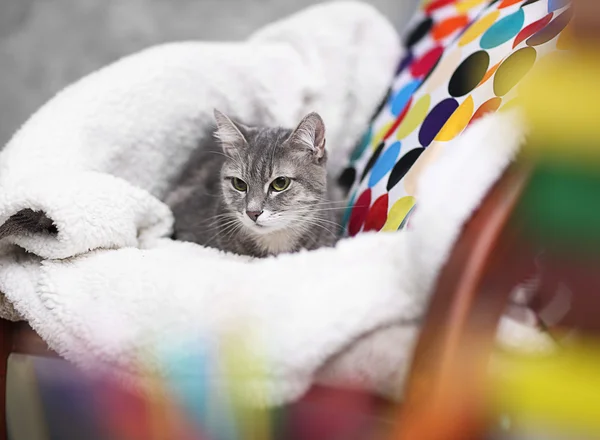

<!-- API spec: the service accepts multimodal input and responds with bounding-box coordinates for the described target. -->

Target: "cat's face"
[215,111,328,236]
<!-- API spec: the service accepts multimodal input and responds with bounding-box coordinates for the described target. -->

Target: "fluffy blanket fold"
[0,1,552,406]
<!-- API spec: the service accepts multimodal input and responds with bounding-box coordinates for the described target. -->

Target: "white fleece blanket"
[0,1,552,406]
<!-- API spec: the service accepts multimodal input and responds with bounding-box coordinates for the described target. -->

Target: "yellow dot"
[372,121,393,150]
[382,196,416,232]
[455,0,487,14]
[396,94,431,140]
[499,97,521,113]
[459,11,500,47]
[435,96,474,142]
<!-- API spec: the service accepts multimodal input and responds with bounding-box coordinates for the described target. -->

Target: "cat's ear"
[213,109,248,156]
[288,112,326,160]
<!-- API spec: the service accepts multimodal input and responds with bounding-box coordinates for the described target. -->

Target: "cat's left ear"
[213,109,249,156]
[288,112,326,161]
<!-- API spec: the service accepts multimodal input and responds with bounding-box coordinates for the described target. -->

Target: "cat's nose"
[246,210,263,222]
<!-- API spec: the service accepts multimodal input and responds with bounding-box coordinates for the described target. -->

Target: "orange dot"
[478,61,501,86]
[432,15,470,41]
[498,0,522,7]
[469,97,502,125]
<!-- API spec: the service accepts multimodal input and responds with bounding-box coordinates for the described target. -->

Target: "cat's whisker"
[288,213,342,227]
[220,222,244,244]
[207,150,245,172]
[197,211,239,225]
[202,216,237,228]
[201,216,240,233]
[295,222,337,240]
[301,218,340,231]
[169,110,341,257]
[290,215,340,238]
[192,217,235,233]
[288,207,348,213]
[291,217,341,232]
[310,199,349,206]
[203,219,243,246]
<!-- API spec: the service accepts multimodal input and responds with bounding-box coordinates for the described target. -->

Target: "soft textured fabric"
[0,1,416,404]
[0,0,557,407]
[342,0,571,236]
[0,0,400,284]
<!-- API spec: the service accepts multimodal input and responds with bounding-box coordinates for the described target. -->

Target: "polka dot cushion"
[341,0,572,237]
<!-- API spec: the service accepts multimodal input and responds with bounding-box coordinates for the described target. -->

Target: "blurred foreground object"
[490,341,600,438]
[390,0,600,438]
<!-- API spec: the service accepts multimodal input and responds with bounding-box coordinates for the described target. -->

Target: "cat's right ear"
[213,109,248,156]
[288,112,326,161]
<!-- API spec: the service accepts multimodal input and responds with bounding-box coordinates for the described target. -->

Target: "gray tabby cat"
[166,110,340,258]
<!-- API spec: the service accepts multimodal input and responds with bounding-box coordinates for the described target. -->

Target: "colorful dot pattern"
[341,0,571,237]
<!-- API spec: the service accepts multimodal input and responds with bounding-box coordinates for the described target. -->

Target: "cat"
[166,110,341,258]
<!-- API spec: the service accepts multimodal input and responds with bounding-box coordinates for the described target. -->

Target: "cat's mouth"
[239,211,285,232]
[242,217,289,235]
[249,222,276,233]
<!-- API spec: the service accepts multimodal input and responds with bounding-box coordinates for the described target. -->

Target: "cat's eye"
[271,177,291,192]
[231,178,248,192]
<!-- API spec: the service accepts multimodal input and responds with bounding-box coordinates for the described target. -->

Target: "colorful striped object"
[14,329,388,440]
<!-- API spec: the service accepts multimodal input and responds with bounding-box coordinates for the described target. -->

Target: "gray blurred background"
[0,0,419,146]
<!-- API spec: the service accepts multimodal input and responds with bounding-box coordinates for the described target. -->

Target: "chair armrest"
[391,162,533,440]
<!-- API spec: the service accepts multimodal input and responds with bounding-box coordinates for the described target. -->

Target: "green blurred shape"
[516,153,600,255]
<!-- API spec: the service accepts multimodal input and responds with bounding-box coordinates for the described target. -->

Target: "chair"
[2,2,597,438]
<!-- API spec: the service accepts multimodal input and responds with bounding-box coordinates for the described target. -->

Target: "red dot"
[513,13,553,48]
[348,189,372,237]
[383,97,413,140]
[469,97,502,126]
[424,0,456,15]
[363,194,389,233]
[410,46,444,79]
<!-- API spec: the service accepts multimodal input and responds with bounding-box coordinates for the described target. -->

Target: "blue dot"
[548,0,568,12]
[390,81,421,117]
[350,127,372,162]
[368,141,401,188]
[481,9,525,50]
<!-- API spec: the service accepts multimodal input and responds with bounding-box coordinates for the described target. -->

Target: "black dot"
[386,148,425,191]
[370,89,391,123]
[448,51,490,97]
[418,98,458,147]
[360,142,385,183]
[337,167,356,193]
[405,17,434,48]
[522,0,541,6]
